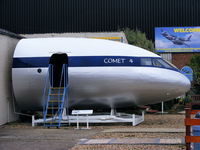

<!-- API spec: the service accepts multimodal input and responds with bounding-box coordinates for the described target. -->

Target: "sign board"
[181,66,193,82]
[72,110,93,129]
[72,110,93,115]
[155,26,200,53]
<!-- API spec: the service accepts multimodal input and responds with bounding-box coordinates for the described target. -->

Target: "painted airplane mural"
[161,29,192,47]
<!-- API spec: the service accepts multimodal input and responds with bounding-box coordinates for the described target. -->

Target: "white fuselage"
[12,38,191,110]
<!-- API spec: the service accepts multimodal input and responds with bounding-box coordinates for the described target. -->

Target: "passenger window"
[141,58,152,66]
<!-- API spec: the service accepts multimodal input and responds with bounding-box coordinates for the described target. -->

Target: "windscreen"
[140,58,178,70]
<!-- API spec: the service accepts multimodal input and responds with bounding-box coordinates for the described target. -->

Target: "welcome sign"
[155,26,200,53]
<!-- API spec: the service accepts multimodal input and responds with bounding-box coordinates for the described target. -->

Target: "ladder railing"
[43,64,53,121]
[56,64,68,125]
[43,64,68,127]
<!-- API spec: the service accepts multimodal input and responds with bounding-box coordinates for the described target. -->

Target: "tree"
[190,55,200,86]
[124,28,154,52]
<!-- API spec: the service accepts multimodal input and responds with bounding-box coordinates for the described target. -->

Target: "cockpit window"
[152,59,163,67]
[141,58,152,66]
[163,59,178,70]
[140,57,177,70]
[153,58,174,69]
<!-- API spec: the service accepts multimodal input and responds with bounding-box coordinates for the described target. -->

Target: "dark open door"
[49,53,68,87]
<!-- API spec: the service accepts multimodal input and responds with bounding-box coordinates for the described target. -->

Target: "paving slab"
[160,138,183,144]
[0,127,101,150]
[80,138,185,145]
[84,139,112,144]
[102,128,185,133]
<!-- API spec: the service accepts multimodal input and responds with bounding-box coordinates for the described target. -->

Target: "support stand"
[110,108,116,116]
[32,115,35,127]
[75,114,79,129]
[32,109,144,127]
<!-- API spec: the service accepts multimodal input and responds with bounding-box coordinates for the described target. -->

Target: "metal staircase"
[43,64,68,128]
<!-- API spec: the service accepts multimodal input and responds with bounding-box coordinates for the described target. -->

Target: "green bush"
[190,54,200,94]
[190,55,200,85]
[123,28,154,52]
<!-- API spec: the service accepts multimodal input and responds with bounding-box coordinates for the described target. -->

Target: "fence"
[185,95,200,150]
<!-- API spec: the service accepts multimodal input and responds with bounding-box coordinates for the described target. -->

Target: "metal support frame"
[75,114,79,129]
[110,108,116,116]
[32,110,144,127]
[161,101,164,114]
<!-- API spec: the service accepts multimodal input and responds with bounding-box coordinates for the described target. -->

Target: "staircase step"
[50,87,64,89]
[49,100,63,102]
[48,107,59,109]
[44,115,57,117]
[46,114,57,116]
[49,99,62,102]
[49,93,63,95]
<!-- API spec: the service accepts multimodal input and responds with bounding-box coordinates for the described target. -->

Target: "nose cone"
[165,71,191,99]
[177,72,191,93]
[134,68,191,105]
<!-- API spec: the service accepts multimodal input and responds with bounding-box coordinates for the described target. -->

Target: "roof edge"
[0,28,24,39]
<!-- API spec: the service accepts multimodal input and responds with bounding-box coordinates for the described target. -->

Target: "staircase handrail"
[43,64,53,119]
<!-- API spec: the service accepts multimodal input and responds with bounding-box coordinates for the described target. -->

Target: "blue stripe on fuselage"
[12,56,179,72]
[13,56,140,68]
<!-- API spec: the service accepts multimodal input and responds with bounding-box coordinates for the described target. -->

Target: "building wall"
[160,53,172,63]
[0,34,19,125]
[22,32,128,43]
[172,53,200,69]
[1,0,200,40]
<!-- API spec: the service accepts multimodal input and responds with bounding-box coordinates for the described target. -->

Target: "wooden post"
[185,103,191,150]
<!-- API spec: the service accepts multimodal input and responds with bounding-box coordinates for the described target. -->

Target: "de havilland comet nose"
[177,72,191,92]
[12,38,191,110]
[162,70,191,99]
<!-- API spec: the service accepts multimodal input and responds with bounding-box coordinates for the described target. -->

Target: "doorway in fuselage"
[49,53,68,87]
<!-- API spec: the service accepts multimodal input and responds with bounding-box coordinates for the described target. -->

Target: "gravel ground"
[70,145,185,150]
[92,114,185,139]
[69,114,186,150]
[2,114,185,129]
[92,132,185,139]
[83,114,185,130]
[136,114,185,128]
[0,114,186,150]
